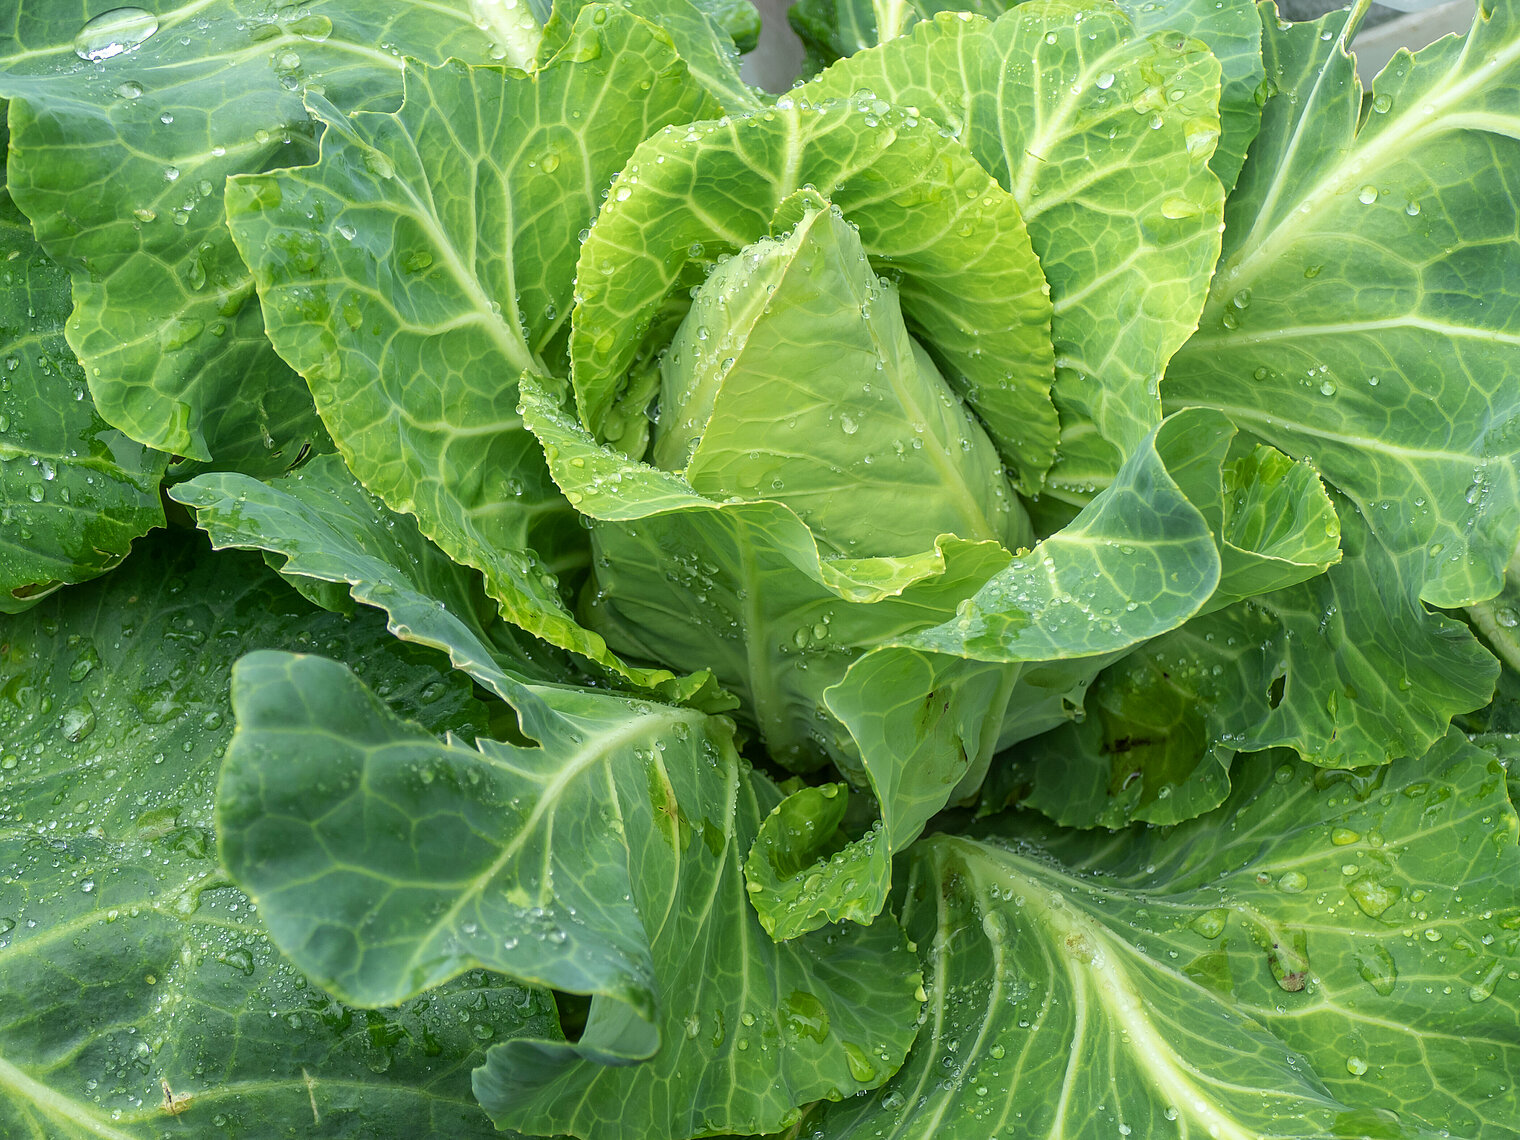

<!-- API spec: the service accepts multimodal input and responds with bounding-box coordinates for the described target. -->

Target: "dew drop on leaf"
[73,6,159,61]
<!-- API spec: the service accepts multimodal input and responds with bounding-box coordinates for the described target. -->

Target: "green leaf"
[0,116,164,608]
[781,408,1344,929]
[743,782,890,940]
[1166,1,1520,610]
[570,95,1057,491]
[0,0,522,469]
[656,201,1026,557]
[999,501,1496,827]
[522,370,1015,772]
[543,0,761,110]
[1467,536,1520,675]
[693,0,764,53]
[169,454,587,699]
[0,530,555,1138]
[220,652,921,1140]
[809,733,1520,1139]
[809,1,1226,493]
[1119,0,1263,192]
[224,9,720,698]
[788,0,1261,189]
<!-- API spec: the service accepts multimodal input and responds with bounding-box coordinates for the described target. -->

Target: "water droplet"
[844,1042,876,1082]
[1277,870,1308,893]
[1462,955,1502,1003]
[403,250,433,273]
[1096,71,1115,89]
[1405,200,1421,216]
[1346,1055,1368,1076]
[74,7,159,61]
[1190,908,1228,939]
[115,80,143,99]
[1331,828,1360,846]
[1319,378,1337,396]
[1358,185,1378,205]
[1354,944,1397,995]
[1371,92,1392,113]
[1160,198,1199,219]
[782,990,829,1043]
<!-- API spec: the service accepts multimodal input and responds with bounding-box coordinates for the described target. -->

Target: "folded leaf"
[570,95,1056,490]
[522,370,1014,771]
[0,0,520,469]
[657,202,1025,556]
[0,117,164,608]
[808,732,1520,1139]
[809,0,1226,492]
[0,531,547,1138]
[224,9,720,695]
[999,498,1495,827]
[781,409,1344,933]
[170,455,592,699]
[1167,1,1520,609]
[220,652,921,1140]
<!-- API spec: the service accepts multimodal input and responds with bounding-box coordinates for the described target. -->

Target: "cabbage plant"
[1,0,1518,1137]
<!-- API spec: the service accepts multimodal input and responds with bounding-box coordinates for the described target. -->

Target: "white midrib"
[0,1053,140,1140]
[1219,15,1520,298]
[973,854,1261,1140]
[357,131,543,381]
[399,706,688,977]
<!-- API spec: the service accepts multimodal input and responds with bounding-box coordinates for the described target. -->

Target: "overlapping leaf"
[521,370,1015,773]
[543,0,760,110]
[224,7,720,697]
[170,454,587,700]
[809,0,1226,492]
[0,532,550,1138]
[1167,0,1520,609]
[0,117,164,608]
[656,200,1027,557]
[221,652,921,1140]
[569,94,1056,490]
[0,0,524,469]
[807,733,1520,1139]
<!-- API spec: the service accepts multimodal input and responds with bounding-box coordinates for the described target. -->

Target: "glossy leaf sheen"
[0,533,549,1138]
[570,96,1057,491]
[0,121,164,607]
[807,734,1520,1139]
[1167,2,1520,609]
[810,1,1226,491]
[221,652,921,1139]
[224,10,720,697]
[0,0,516,468]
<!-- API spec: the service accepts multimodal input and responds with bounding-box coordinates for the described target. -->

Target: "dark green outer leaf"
[220,651,921,1139]
[807,733,1520,1139]
[224,11,722,701]
[0,0,518,470]
[1167,1,1520,610]
[0,531,551,1138]
[171,454,591,699]
[0,116,164,608]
